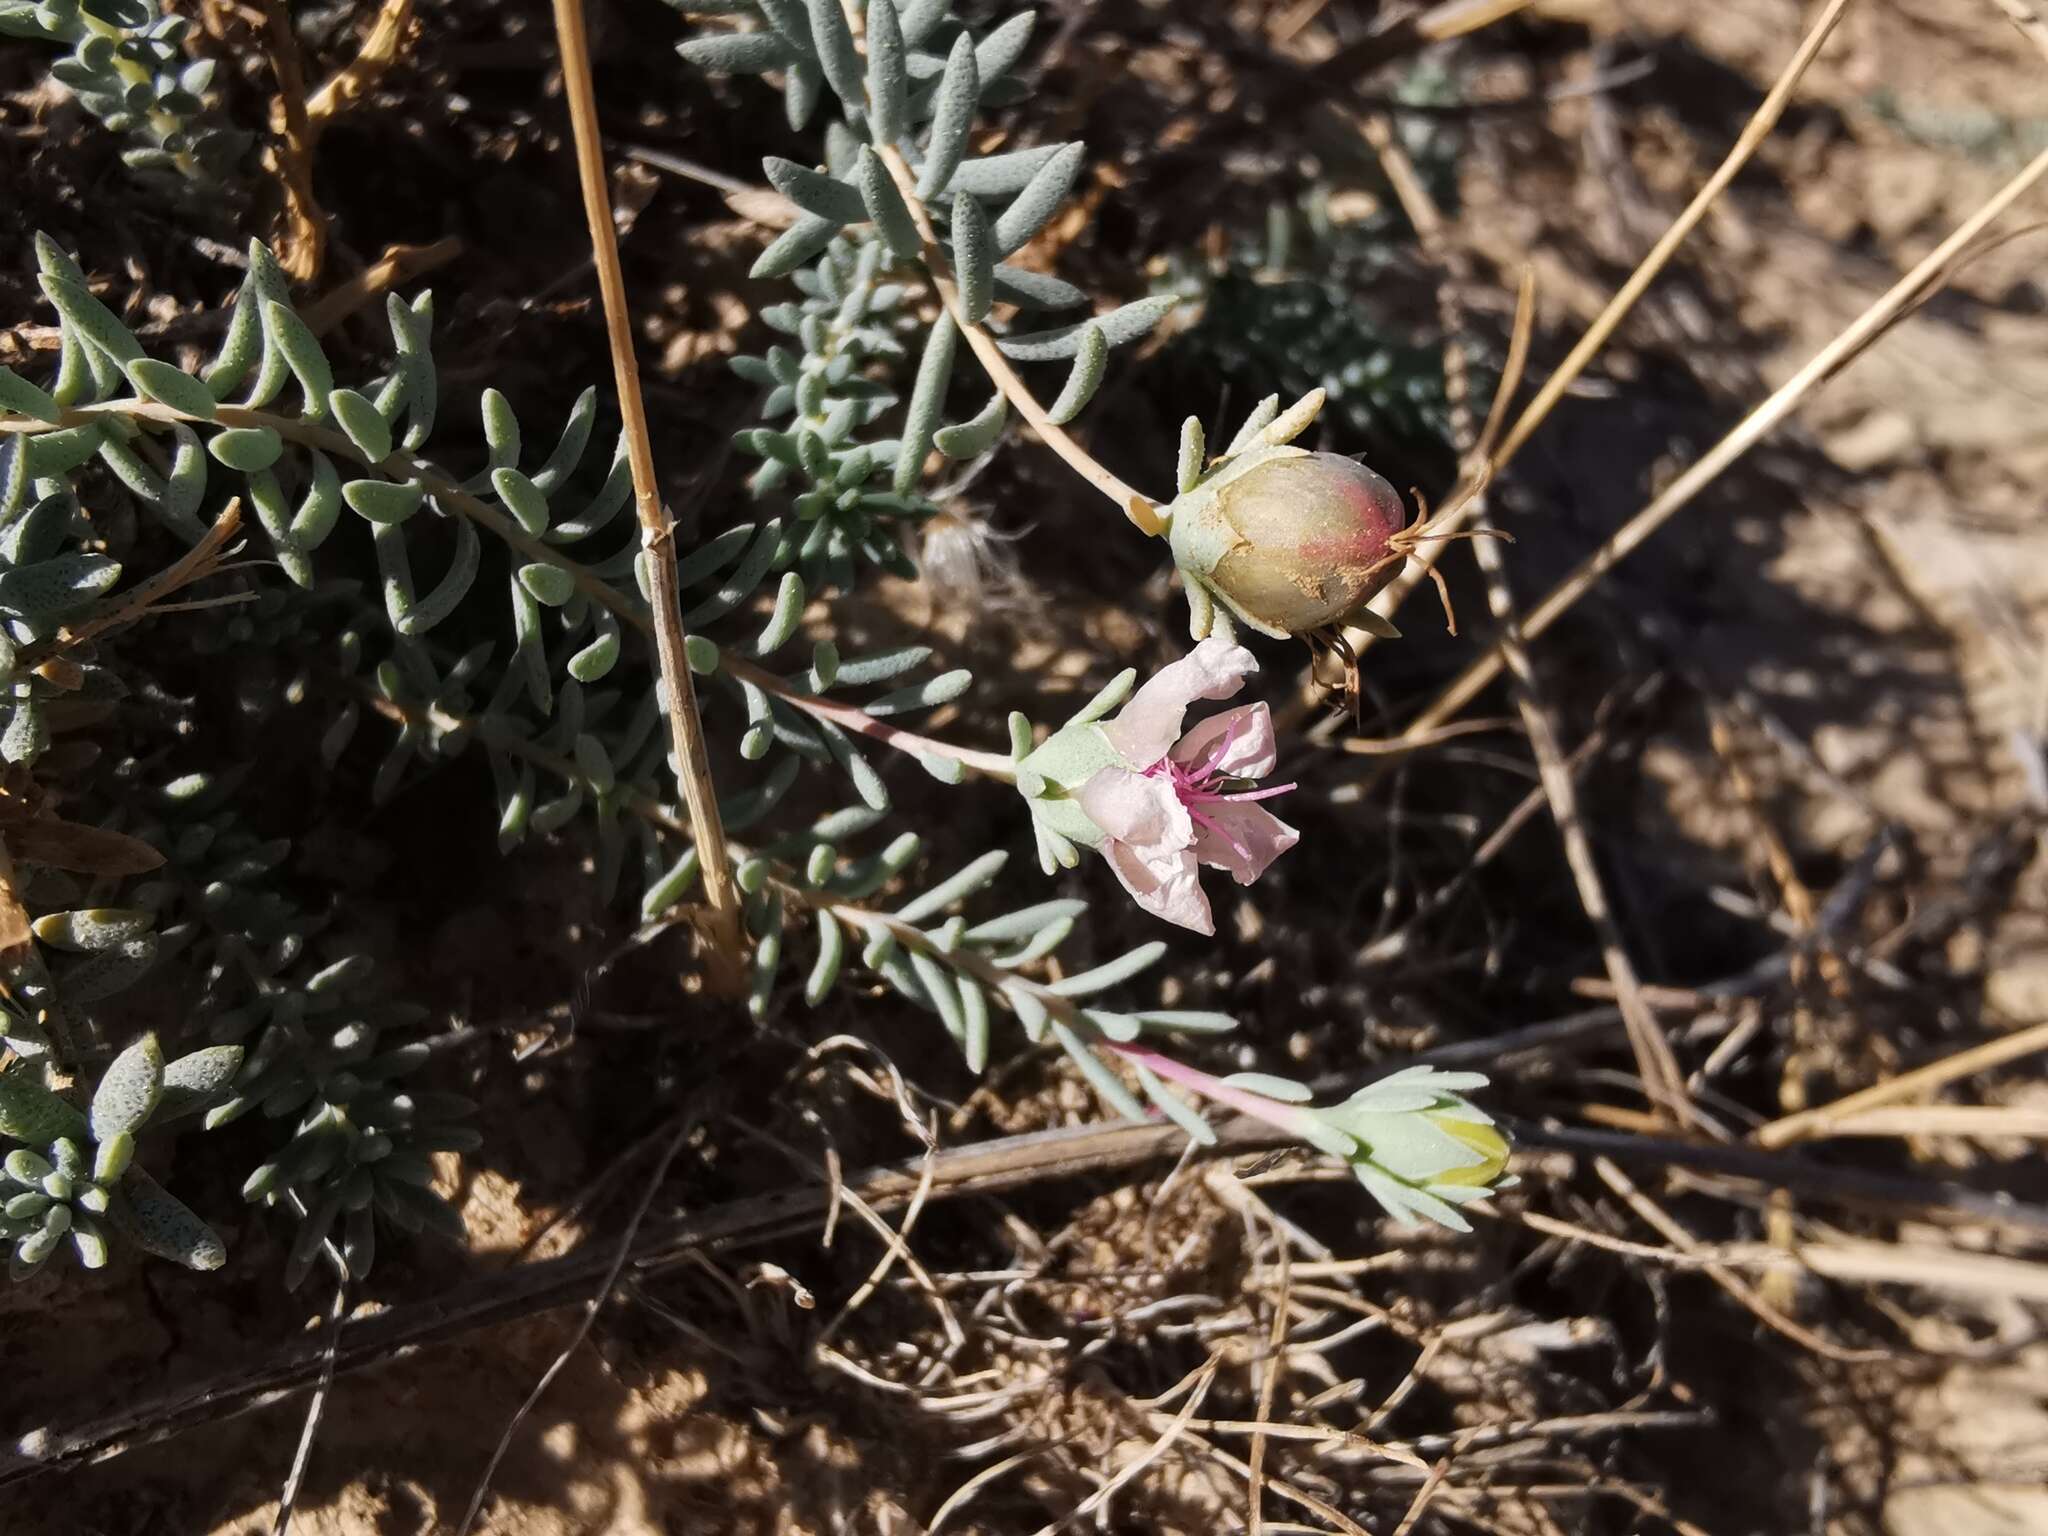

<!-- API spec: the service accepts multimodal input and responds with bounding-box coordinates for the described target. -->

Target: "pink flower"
[1074,639,1299,935]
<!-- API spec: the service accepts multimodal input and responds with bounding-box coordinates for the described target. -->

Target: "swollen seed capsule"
[1168,450,1407,636]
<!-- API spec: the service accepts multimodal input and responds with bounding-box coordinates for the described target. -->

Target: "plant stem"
[5,397,1017,779]
[872,145,1166,536]
[304,0,416,137]
[255,0,329,283]
[722,654,1017,779]
[551,0,744,991]
[1108,1044,1307,1133]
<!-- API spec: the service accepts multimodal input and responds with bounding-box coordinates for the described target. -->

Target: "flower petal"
[1101,638,1256,766]
[1171,702,1278,780]
[1101,837,1214,935]
[1190,800,1298,884]
[1076,766,1192,852]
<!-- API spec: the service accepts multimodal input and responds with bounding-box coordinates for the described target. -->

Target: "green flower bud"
[1308,1066,1513,1231]
[1425,1115,1511,1188]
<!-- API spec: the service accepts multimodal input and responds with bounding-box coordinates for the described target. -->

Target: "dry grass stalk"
[44,499,243,657]
[1246,1236,1289,1535]
[304,0,417,133]
[1756,1019,2048,1148]
[552,0,744,988]
[302,237,463,336]
[1401,138,2048,743]
[1813,1104,2048,1139]
[1591,1157,1889,1363]
[256,0,329,283]
[1029,1356,1218,1535]
[1360,113,1692,1123]
[1338,0,1853,659]
[1389,1458,1451,1536]
[873,145,1164,532]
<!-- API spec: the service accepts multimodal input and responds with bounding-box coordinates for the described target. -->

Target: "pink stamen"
[1137,710,1298,867]
[1185,780,1297,804]
[1183,802,1251,862]
[1194,713,1248,780]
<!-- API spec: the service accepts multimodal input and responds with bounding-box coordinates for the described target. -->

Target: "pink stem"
[722,654,1017,779]
[1108,1044,1314,1136]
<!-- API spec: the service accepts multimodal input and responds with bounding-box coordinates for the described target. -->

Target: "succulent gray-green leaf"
[752,213,843,280]
[952,192,994,323]
[933,393,1006,459]
[917,35,979,199]
[898,0,948,47]
[209,425,284,473]
[396,517,480,636]
[858,147,922,262]
[893,850,1007,923]
[93,1129,135,1185]
[518,561,575,607]
[127,358,218,419]
[991,142,1082,255]
[863,668,972,717]
[973,11,1035,83]
[292,449,343,548]
[32,907,153,952]
[894,311,957,493]
[25,424,103,478]
[492,467,550,536]
[678,30,798,73]
[0,366,62,424]
[991,264,1087,311]
[1225,394,1280,455]
[998,295,1178,361]
[479,386,520,471]
[804,0,863,105]
[90,1032,164,1141]
[1177,415,1205,493]
[0,1070,88,1144]
[262,301,334,420]
[764,156,866,224]
[952,146,1066,198]
[330,386,393,461]
[0,553,121,622]
[157,1044,246,1120]
[568,618,621,682]
[865,0,908,144]
[1222,1072,1315,1103]
[1045,323,1106,425]
[1053,1020,1147,1121]
[1047,942,1166,997]
[343,478,425,525]
[41,273,145,367]
[112,1167,226,1270]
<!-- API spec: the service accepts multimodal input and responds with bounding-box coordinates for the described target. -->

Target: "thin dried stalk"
[1591,1158,1887,1364]
[303,237,463,336]
[1401,140,2048,742]
[1361,114,1690,1122]
[1351,0,1852,656]
[39,499,242,658]
[305,0,416,134]
[874,145,1165,533]
[256,0,329,283]
[552,0,744,988]
[1490,0,1856,469]
[1811,1104,2048,1140]
[1756,1019,2048,1149]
